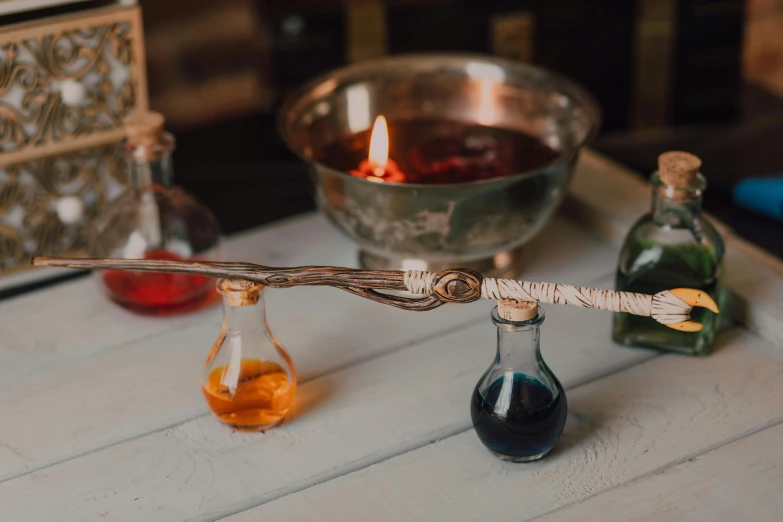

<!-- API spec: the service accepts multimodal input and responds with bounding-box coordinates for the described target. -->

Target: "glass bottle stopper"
[221,278,261,306]
[658,151,701,188]
[498,298,537,321]
[124,111,166,155]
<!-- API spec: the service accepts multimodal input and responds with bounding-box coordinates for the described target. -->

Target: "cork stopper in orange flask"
[218,278,263,307]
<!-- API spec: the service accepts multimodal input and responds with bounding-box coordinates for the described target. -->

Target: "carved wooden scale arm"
[32,257,720,331]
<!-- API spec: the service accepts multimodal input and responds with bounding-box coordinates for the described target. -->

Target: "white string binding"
[403,270,434,295]
[650,290,691,324]
[403,271,655,317]
[480,277,653,316]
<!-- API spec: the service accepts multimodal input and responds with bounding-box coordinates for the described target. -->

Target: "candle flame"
[368,115,389,174]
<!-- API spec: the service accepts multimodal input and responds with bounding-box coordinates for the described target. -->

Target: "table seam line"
[1,318,212,389]
[0,269,619,484]
[524,415,783,522]
[0,273,618,486]
[0,313,489,485]
[206,351,663,522]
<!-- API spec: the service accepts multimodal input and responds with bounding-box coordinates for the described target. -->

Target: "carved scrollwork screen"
[0,5,147,165]
[0,143,128,274]
[0,5,147,276]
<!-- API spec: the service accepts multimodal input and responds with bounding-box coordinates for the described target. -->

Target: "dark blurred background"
[140,0,783,258]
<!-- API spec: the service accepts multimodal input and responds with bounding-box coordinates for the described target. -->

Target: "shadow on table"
[549,404,607,460]
[284,377,336,426]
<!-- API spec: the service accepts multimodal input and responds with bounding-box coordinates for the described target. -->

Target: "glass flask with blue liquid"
[471,300,567,462]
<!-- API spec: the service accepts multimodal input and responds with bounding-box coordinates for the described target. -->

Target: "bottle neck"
[650,171,706,227]
[126,133,176,190]
[492,307,545,373]
[222,292,267,334]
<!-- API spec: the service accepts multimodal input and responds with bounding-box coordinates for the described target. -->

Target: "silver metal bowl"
[278,54,600,276]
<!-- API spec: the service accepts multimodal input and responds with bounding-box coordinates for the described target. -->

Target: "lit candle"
[350,115,404,183]
[368,115,389,177]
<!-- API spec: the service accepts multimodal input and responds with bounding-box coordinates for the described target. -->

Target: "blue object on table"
[733,176,783,223]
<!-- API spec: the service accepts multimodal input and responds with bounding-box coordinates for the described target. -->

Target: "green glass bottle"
[613,152,725,356]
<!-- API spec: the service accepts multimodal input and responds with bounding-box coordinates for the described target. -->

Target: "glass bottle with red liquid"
[90,111,225,315]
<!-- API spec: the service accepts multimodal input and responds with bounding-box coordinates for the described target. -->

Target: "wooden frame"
[0,4,148,166]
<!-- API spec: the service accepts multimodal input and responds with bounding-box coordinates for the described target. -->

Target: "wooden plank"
[532,422,783,522]
[567,149,783,347]
[0,292,655,521]
[224,329,783,522]
[0,216,618,483]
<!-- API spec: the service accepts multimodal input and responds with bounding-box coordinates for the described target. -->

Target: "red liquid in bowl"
[318,119,560,184]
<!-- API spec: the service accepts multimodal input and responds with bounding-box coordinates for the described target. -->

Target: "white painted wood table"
[1,150,783,522]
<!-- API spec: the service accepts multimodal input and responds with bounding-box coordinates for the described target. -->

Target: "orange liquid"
[202,359,296,431]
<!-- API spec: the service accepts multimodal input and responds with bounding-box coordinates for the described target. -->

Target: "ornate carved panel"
[0,5,148,166]
[0,142,128,274]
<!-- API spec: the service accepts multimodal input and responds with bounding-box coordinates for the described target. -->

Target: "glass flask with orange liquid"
[90,111,225,315]
[201,278,296,431]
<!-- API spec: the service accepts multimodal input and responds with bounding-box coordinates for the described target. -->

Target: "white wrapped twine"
[402,270,691,323]
[649,290,693,324]
[480,277,652,316]
[403,270,434,295]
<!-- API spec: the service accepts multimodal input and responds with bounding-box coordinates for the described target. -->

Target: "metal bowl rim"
[277,52,602,189]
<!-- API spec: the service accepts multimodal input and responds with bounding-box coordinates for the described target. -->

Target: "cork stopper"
[124,110,165,149]
[218,278,263,306]
[498,299,538,322]
[658,151,702,188]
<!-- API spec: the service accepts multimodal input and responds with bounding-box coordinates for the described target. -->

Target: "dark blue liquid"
[470,373,567,460]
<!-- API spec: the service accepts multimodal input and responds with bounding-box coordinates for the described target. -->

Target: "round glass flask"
[90,111,225,315]
[201,279,297,431]
[471,301,567,462]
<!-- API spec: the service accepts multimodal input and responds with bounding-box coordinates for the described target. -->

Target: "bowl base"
[358,247,525,278]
